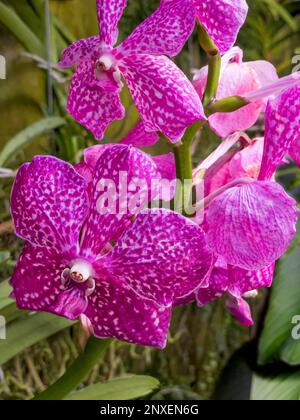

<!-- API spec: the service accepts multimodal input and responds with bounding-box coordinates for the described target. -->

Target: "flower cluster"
[10,0,300,348]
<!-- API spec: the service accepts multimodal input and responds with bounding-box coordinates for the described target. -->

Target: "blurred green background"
[0,0,300,400]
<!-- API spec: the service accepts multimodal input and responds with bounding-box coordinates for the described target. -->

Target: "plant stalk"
[33,337,112,400]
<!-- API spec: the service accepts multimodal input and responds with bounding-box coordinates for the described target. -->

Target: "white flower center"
[70,260,93,284]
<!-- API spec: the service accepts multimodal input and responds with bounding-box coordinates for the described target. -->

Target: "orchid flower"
[160,0,248,55]
[59,0,206,142]
[10,145,213,348]
[194,47,278,137]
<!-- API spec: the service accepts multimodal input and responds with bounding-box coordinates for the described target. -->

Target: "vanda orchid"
[5,0,300,400]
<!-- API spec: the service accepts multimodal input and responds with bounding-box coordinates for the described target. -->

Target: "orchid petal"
[102,208,213,307]
[81,145,161,258]
[97,0,127,47]
[229,139,264,180]
[228,263,275,298]
[85,278,171,348]
[288,138,300,167]
[11,156,88,254]
[118,0,195,57]
[196,259,228,306]
[120,53,205,142]
[193,0,248,54]
[11,243,86,320]
[58,36,101,68]
[67,60,125,140]
[259,85,300,180]
[121,120,159,147]
[206,181,299,270]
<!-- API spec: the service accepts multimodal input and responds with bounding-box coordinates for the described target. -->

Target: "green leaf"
[65,376,160,400]
[251,371,300,401]
[0,312,74,365]
[0,251,10,265]
[0,2,44,55]
[0,117,66,166]
[258,245,300,365]
[0,279,12,311]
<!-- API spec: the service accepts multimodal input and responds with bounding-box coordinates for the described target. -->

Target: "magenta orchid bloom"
[59,0,205,142]
[10,145,213,348]
[159,0,248,55]
[194,47,278,137]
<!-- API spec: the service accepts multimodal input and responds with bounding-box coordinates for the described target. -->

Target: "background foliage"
[0,0,300,400]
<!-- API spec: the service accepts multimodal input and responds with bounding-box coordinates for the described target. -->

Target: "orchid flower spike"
[10,145,213,348]
[194,47,279,137]
[59,0,207,142]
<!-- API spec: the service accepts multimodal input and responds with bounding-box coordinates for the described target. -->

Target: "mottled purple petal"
[81,145,161,259]
[102,209,213,307]
[11,243,86,320]
[226,295,254,326]
[228,263,275,297]
[206,181,299,270]
[58,36,101,68]
[288,138,300,167]
[97,0,127,47]
[196,260,228,306]
[68,60,125,140]
[11,156,88,254]
[85,277,171,348]
[193,0,248,54]
[121,120,159,148]
[259,86,300,180]
[118,0,195,57]
[120,53,206,142]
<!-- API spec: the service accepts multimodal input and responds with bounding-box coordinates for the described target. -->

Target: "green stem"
[207,95,250,115]
[197,24,221,106]
[33,337,112,400]
[173,122,203,214]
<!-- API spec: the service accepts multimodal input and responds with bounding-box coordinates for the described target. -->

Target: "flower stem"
[197,24,221,107]
[173,122,203,214]
[33,337,112,400]
[207,95,249,115]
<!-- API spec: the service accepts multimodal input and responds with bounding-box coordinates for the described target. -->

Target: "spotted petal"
[259,86,300,180]
[120,53,205,142]
[206,181,299,270]
[11,156,88,254]
[196,260,228,306]
[193,0,248,54]
[11,243,86,320]
[121,120,159,147]
[85,277,171,348]
[118,0,195,57]
[58,36,101,68]
[102,208,213,307]
[67,60,125,140]
[81,145,161,259]
[228,263,275,298]
[288,138,300,167]
[97,0,127,47]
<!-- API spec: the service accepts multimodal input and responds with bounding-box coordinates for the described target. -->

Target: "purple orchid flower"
[10,145,213,348]
[159,0,249,55]
[59,0,205,142]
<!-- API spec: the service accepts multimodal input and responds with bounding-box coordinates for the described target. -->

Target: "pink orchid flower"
[194,47,278,137]
[10,145,213,348]
[160,0,249,55]
[59,0,206,142]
